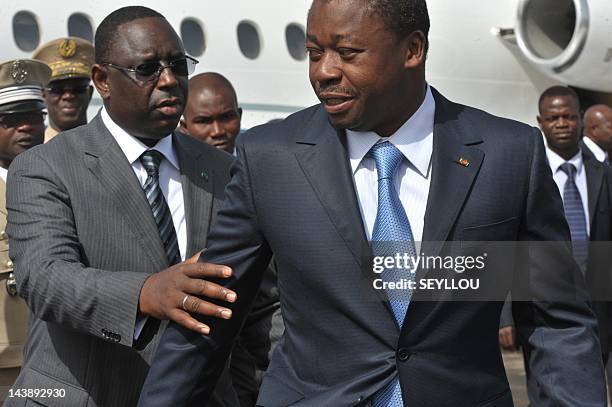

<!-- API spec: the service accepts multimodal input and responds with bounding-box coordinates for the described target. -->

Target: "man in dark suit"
[501,86,612,404]
[582,104,612,166]
[140,1,606,406]
[4,7,265,407]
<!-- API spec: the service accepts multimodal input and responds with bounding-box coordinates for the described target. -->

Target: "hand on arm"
[139,252,238,335]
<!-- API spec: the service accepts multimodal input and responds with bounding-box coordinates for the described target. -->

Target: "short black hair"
[365,0,430,41]
[538,85,580,113]
[95,6,165,64]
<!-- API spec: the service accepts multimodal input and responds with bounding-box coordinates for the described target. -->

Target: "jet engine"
[515,0,612,92]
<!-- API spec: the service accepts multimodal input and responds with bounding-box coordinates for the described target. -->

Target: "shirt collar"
[100,107,179,170]
[582,136,609,163]
[346,85,435,178]
[546,146,583,175]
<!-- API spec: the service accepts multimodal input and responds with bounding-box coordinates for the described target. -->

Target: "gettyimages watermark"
[357,241,612,302]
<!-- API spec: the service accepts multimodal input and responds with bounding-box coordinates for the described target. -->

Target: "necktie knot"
[559,162,576,180]
[140,150,163,177]
[368,141,405,180]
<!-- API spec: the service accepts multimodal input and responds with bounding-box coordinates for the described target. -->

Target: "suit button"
[397,348,410,361]
[6,260,13,269]
[0,231,7,240]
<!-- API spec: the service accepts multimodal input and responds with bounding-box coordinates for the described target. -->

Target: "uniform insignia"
[58,39,77,58]
[10,60,27,84]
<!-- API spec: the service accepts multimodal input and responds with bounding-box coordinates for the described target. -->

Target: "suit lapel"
[421,91,484,261]
[174,133,214,257]
[293,109,370,268]
[583,150,604,226]
[82,115,168,271]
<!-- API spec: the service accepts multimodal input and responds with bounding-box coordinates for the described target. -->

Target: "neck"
[551,145,580,161]
[137,137,159,148]
[0,159,11,170]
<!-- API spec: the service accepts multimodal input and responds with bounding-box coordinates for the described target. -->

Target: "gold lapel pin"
[457,158,470,167]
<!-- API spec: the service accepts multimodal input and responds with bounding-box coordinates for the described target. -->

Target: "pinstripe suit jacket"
[4,115,236,406]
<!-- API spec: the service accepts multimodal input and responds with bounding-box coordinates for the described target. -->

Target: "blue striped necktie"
[559,162,588,270]
[370,141,415,407]
[604,156,610,167]
[140,150,181,266]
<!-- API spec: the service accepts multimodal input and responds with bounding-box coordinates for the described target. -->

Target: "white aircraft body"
[1,0,611,128]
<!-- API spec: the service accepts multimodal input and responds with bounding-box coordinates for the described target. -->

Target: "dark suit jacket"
[140,90,606,407]
[501,143,612,354]
[5,115,269,406]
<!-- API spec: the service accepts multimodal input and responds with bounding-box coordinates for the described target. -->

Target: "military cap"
[0,59,51,114]
[33,37,94,82]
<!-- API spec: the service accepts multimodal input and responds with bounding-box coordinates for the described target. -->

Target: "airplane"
[1,0,611,129]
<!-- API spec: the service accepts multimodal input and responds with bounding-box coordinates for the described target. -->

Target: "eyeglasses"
[105,56,199,85]
[0,111,46,128]
[45,85,91,95]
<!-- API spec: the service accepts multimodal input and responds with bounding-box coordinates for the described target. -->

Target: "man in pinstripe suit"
[3,7,267,407]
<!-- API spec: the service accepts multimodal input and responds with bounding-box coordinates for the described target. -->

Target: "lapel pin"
[200,170,209,180]
[457,158,470,167]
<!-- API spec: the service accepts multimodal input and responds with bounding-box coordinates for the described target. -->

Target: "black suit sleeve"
[138,137,272,406]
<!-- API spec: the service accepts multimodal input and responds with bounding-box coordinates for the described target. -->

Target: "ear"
[179,118,188,133]
[87,85,94,103]
[92,64,110,99]
[536,115,542,127]
[402,31,427,69]
[237,107,243,119]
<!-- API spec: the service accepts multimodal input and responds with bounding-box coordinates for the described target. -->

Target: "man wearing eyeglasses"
[0,59,50,401]
[4,7,253,407]
[33,37,95,143]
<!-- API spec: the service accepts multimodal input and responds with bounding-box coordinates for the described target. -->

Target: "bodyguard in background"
[33,37,94,142]
[0,59,50,401]
[582,104,612,166]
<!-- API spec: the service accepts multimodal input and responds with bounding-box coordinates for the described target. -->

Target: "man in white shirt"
[4,7,257,407]
[582,104,612,166]
[501,85,612,405]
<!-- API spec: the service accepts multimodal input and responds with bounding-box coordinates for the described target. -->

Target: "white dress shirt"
[101,107,186,261]
[101,108,186,339]
[582,136,609,164]
[545,147,590,236]
[0,166,7,183]
[347,86,435,242]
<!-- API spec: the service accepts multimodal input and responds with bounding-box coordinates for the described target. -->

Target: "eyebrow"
[306,33,352,42]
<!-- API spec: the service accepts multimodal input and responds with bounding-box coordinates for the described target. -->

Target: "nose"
[311,52,342,87]
[209,121,224,138]
[157,65,179,88]
[60,90,76,100]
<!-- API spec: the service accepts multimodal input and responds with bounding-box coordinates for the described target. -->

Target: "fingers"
[183,277,237,303]
[168,308,211,335]
[184,250,204,264]
[179,294,233,319]
[182,262,232,279]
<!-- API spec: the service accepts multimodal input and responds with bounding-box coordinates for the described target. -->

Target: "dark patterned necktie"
[140,150,181,266]
[559,162,588,270]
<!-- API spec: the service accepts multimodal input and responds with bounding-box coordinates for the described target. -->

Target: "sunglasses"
[105,56,199,85]
[0,111,46,128]
[45,85,91,95]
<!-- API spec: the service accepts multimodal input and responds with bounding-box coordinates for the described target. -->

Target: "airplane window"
[12,11,40,52]
[181,18,205,57]
[68,13,94,42]
[285,23,306,61]
[237,21,261,60]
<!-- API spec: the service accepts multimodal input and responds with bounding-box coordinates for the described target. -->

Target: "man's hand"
[139,252,237,335]
[499,326,518,351]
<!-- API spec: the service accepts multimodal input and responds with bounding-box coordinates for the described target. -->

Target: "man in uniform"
[0,59,50,400]
[33,37,94,142]
[180,72,242,154]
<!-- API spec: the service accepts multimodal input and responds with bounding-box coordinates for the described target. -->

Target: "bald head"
[583,104,612,151]
[180,72,242,153]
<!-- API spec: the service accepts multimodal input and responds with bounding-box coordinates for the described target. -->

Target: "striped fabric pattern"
[560,162,589,270]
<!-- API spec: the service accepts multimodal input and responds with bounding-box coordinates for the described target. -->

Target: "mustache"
[316,85,356,97]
